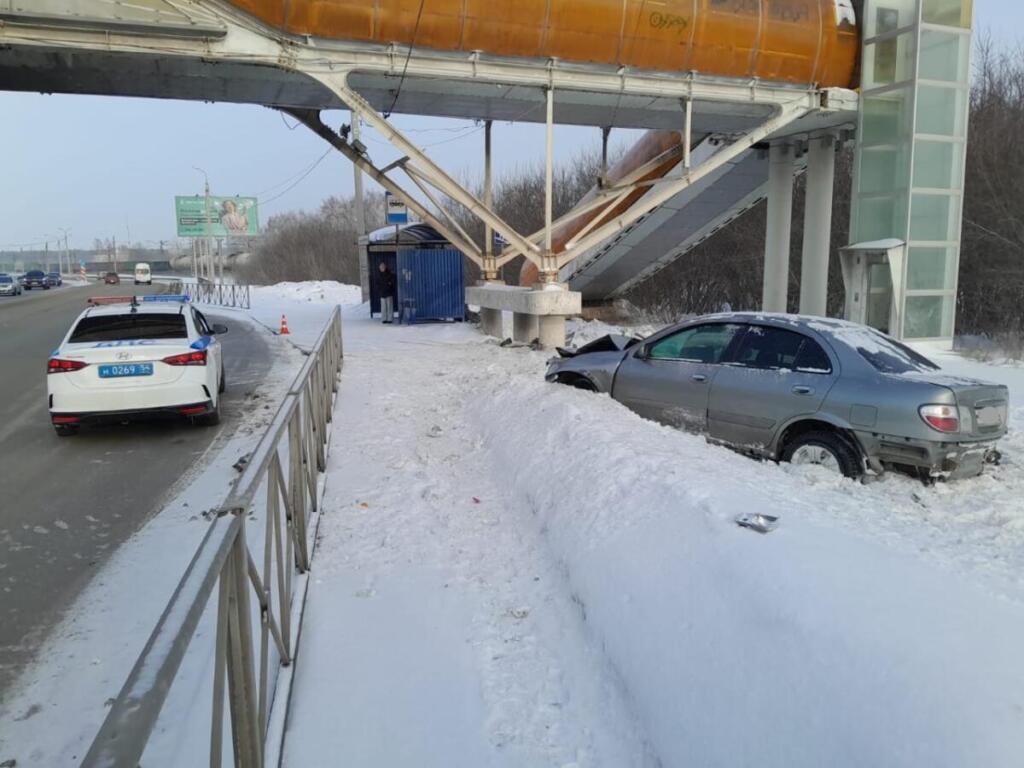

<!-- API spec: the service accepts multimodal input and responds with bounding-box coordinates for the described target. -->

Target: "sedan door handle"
[792,385,815,396]
[692,374,708,382]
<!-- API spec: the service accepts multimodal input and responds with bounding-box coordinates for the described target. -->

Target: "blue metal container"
[396,249,465,323]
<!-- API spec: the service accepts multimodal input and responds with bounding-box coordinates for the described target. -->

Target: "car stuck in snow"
[546,313,1009,480]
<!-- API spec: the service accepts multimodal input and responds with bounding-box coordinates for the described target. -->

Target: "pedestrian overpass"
[0,1,976,765]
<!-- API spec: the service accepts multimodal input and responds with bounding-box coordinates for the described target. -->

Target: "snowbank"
[284,309,1024,767]
[241,280,364,350]
[467,353,1024,767]
[250,280,362,307]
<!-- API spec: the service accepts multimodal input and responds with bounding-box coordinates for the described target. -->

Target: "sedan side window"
[793,338,833,374]
[732,326,833,373]
[193,309,212,337]
[647,323,743,363]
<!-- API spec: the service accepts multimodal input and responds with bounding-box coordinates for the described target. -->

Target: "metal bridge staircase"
[564,138,807,301]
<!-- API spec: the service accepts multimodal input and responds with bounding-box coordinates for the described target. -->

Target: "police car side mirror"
[211,323,229,335]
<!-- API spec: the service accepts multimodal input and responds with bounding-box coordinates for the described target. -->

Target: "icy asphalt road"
[0,282,271,697]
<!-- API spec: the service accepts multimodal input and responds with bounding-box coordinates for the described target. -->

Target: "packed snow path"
[283,322,653,767]
[283,305,1024,768]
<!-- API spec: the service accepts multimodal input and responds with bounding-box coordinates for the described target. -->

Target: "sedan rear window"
[69,314,188,343]
[832,328,940,374]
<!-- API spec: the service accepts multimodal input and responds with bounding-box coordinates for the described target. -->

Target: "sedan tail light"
[919,404,960,433]
[162,350,207,366]
[48,358,88,374]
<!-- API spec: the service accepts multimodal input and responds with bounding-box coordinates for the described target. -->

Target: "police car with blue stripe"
[47,294,227,436]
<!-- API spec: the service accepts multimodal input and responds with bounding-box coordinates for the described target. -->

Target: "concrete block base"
[479,307,503,339]
[538,316,566,349]
[466,283,580,349]
[513,312,539,344]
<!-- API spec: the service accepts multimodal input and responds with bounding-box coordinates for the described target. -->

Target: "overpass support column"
[799,134,837,317]
[762,142,795,313]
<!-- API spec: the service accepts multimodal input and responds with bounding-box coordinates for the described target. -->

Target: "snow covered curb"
[467,367,1024,767]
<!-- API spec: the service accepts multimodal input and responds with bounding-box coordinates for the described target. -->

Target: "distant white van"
[134,263,152,285]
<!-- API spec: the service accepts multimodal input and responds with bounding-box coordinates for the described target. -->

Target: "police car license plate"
[98,363,154,378]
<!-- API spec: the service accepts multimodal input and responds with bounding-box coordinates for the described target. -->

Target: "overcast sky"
[0,3,1019,252]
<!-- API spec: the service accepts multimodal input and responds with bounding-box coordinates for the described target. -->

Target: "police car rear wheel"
[194,399,221,427]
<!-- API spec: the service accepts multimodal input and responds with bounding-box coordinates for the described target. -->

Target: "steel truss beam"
[300,72,819,279]
[281,107,484,263]
[0,6,846,279]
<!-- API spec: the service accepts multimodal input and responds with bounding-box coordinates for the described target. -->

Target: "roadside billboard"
[175,195,259,237]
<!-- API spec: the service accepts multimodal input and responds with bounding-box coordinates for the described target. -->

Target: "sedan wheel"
[789,444,841,472]
[781,431,862,478]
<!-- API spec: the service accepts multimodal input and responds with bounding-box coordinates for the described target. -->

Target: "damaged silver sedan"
[546,314,1009,480]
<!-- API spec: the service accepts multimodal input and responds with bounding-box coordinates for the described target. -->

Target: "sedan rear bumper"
[51,400,215,425]
[856,430,1002,479]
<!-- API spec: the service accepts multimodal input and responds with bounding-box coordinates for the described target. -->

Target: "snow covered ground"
[5,278,1022,767]
[282,305,1024,767]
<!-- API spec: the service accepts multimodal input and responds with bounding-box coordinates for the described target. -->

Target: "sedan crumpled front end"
[545,334,640,393]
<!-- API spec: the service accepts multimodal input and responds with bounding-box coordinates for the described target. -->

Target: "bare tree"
[957,39,1024,337]
[240,192,385,285]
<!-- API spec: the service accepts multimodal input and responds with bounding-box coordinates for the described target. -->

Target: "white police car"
[47,295,227,436]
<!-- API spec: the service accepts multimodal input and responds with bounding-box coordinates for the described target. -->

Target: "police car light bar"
[142,294,191,303]
[87,296,136,305]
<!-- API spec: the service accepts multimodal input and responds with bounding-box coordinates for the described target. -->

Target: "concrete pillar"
[799,135,837,317]
[479,308,503,339]
[762,143,796,313]
[537,315,567,349]
[513,313,539,344]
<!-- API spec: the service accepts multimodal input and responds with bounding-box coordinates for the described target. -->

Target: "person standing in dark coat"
[378,262,396,324]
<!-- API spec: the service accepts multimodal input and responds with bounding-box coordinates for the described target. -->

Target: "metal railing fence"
[168,279,252,309]
[81,307,343,768]
[198,281,251,309]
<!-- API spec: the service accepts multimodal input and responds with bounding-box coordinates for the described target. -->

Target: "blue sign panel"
[385,192,409,224]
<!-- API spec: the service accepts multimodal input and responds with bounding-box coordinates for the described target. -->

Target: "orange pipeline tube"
[227,0,859,89]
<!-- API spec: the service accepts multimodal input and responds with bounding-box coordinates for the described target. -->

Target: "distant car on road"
[103,272,120,285]
[134,262,152,285]
[546,313,1009,481]
[0,274,22,296]
[22,270,50,290]
[46,272,63,287]
[47,295,228,436]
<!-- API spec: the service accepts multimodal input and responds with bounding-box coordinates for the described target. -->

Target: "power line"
[260,149,334,206]
[384,0,427,119]
[610,0,648,130]
[256,148,333,197]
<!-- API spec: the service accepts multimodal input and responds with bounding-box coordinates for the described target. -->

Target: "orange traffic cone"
[280,314,291,335]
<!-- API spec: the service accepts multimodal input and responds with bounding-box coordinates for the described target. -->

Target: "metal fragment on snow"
[735,513,779,534]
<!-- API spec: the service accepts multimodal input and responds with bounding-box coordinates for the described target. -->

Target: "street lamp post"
[193,166,214,282]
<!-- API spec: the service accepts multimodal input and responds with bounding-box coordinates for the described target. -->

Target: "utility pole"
[112,236,118,275]
[58,227,71,275]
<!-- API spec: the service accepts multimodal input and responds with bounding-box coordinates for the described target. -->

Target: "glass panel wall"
[851,0,972,343]
[922,0,972,28]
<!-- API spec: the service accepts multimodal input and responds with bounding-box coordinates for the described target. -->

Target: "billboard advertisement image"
[175,195,259,237]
